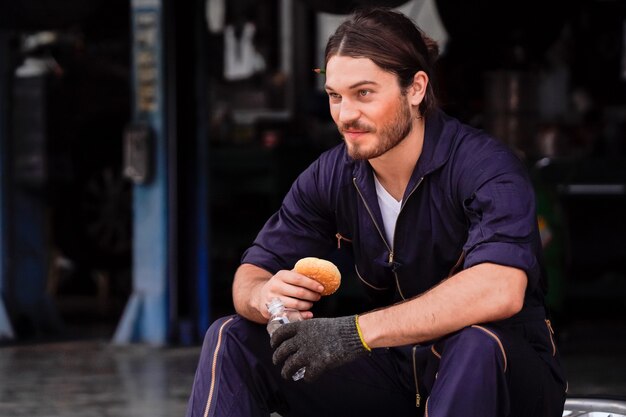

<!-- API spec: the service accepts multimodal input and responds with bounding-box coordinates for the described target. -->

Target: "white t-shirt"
[374,175,402,247]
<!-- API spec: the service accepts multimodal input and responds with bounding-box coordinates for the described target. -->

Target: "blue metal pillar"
[113,0,170,345]
[193,0,211,340]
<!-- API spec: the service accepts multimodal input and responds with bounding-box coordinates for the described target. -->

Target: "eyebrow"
[325,80,380,91]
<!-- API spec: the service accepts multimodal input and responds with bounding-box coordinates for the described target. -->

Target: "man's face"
[325,56,415,160]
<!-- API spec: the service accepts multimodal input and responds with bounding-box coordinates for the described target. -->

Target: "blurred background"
[0,0,625,414]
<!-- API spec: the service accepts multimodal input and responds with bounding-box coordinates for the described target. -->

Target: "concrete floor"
[0,320,625,417]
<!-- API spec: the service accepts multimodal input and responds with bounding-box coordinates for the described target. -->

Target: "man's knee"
[200,314,272,362]
[202,314,235,341]
[201,315,263,348]
[441,325,508,372]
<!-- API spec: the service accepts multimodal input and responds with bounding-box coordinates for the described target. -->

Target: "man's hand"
[233,264,325,324]
[270,316,369,381]
[256,269,324,320]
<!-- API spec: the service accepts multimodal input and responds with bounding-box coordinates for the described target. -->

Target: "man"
[186,7,567,417]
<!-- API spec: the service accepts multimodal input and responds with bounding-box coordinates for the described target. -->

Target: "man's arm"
[232,263,325,324]
[358,263,527,347]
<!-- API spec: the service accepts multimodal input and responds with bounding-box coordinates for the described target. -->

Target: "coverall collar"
[351,109,456,202]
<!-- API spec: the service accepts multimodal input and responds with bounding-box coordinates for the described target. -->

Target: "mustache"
[339,122,374,133]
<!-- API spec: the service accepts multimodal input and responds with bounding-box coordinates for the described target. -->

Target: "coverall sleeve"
[460,149,543,291]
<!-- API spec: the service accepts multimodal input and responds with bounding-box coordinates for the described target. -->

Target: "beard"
[341,98,414,160]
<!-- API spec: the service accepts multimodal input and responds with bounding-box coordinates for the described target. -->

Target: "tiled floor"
[0,320,624,417]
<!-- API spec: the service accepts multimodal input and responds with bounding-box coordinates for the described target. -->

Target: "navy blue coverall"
[185,110,567,417]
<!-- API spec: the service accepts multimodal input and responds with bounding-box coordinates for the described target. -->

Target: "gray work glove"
[270,315,369,382]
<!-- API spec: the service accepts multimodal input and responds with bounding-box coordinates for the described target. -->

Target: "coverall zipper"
[545,319,557,356]
[412,345,422,408]
[335,232,352,249]
[353,176,424,300]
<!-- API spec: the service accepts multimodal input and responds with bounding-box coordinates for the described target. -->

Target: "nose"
[338,98,360,125]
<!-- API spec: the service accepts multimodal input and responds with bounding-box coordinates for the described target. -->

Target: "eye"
[358,89,372,97]
[328,92,341,102]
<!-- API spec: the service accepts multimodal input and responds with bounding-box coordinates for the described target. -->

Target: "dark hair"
[324,7,439,116]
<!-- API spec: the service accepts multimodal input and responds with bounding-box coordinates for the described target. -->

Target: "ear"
[407,71,428,107]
